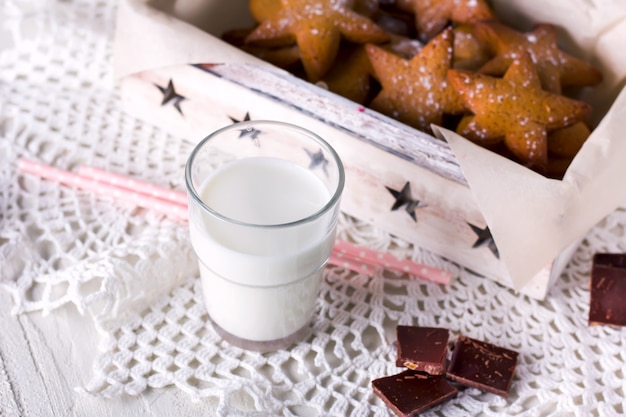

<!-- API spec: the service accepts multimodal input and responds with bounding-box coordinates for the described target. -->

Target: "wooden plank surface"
[0,290,218,417]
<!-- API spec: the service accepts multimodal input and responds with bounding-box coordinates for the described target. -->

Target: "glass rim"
[185,120,345,229]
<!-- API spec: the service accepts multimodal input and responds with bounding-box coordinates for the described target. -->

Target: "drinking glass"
[185,120,344,351]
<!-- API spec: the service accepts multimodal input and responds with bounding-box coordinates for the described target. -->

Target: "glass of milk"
[185,120,344,351]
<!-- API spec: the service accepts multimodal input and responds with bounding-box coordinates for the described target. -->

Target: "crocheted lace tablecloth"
[1,1,625,416]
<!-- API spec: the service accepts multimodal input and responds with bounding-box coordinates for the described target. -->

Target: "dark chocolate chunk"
[588,253,626,327]
[372,370,458,417]
[395,326,449,375]
[446,335,518,397]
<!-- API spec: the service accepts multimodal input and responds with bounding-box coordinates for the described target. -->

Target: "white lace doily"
[1,1,625,416]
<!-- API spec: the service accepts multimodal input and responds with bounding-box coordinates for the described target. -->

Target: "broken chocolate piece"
[395,326,449,374]
[446,335,518,397]
[589,253,626,327]
[372,370,458,417]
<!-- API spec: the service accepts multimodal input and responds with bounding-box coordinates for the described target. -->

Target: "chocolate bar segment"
[589,253,626,326]
[446,335,518,397]
[372,370,458,417]
[395,326,449,374]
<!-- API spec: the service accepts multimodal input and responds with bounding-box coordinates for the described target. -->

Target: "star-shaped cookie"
[452,24,490,70]
[249,0,283,22]
[320,44,374,104]
[222,28,301,70]
[321,35,423,104]
[475,21,603,94]
[366,27,464,133]
[396,0,495,41]
[245,0,389,81]
[448,53,591,173]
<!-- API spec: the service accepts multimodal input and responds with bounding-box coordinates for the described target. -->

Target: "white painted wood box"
[114,0,626,299]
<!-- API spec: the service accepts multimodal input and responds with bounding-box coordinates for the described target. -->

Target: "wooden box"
[114,0,626,299]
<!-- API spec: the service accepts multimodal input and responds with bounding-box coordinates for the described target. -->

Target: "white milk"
[189,157,337,342]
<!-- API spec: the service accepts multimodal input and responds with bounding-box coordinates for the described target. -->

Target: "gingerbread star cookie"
[396,0,495,41]
[548,121,590,159]
[452,24,490,70]
[366,27,464,133]
[245,0,390,82]
[321,35,423,104]
[320,44,374,104]
[249,0,283,22]
[545,120,591,178]
[222,28,301,70]
[448,53,591,173]
[475,21,603,94]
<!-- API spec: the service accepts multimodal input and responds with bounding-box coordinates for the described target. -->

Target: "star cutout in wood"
[448,53,591,173]
[155,79,185,115]
[469,223,499,258]
[386,181,426,222]
[229,113,252,124]
[366,28,464,133]
[475,21,603,94]
[245,0,389,81]
[305,148,329,174]
[230,113,264,145]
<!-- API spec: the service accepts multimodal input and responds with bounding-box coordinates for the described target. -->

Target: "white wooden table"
[2,1,626,416]
[0,289,218,416]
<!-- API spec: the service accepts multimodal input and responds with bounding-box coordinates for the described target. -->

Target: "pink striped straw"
[18,158,451,285]
[78,165,188,207]
[18,159,188,221]
[329,251,382,276]
[332,240,451,285]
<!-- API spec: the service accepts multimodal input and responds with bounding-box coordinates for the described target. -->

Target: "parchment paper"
[114,0,271,78]
[114,0,626,291]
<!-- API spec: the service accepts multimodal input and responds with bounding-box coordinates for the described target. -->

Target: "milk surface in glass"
[189,156,336,342]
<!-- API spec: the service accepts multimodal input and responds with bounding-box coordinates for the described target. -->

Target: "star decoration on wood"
[230,113,264,145]
[469,223,499,258]
[385,182,426,222]
[229,113,252,124]
[155,79,185,115]
[305,148,329,174]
